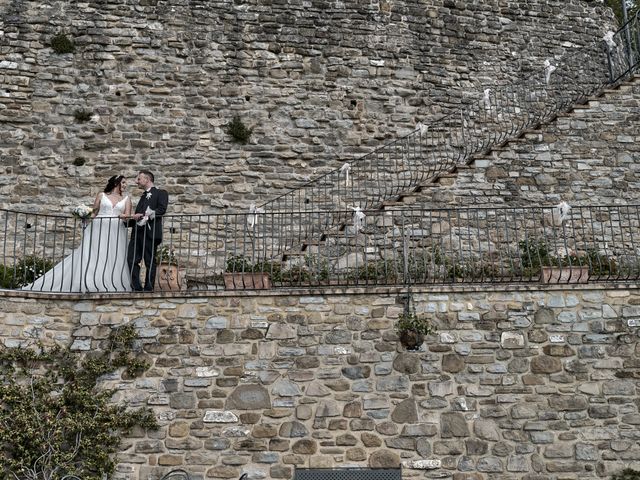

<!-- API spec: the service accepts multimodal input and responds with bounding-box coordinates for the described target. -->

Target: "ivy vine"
[0,324,157,480]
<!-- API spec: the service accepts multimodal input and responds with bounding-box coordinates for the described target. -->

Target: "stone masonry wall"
[1,286,639,479]
[0,0,616,213]
[416,76,640,209]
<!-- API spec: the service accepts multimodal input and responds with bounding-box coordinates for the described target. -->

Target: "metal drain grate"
[295,469,401,480]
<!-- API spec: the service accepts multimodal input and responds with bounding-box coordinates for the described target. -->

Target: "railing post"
[402,220,409,286]
[606,42,615,83]
[621,0,635,68]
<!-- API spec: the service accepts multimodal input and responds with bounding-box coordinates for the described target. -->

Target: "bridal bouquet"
[72,205,94,220]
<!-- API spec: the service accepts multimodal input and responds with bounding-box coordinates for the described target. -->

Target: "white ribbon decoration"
[415,122,429,135]
[340,162,351,187]
[554,201,571,224]
[544,59,556,85]
[352,206,366,232]
[247,204,265,229]
[136,206,156,227]
[483,88,492,110]
[603,31,616,51]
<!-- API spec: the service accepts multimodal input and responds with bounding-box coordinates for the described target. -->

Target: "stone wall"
[2,286,640,479]
[0,0,616,213]
[417,76,640,208]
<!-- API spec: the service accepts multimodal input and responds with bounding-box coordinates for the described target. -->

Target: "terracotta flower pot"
[540,266,589,284]
[223,272,271,290]
[155,264,185,291]
[399,330,425,350]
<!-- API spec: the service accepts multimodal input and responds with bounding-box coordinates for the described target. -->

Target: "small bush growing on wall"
[611,469,640,480]
[73,109,92,123]
[50,33,75,54]
[226,115,253,143]
[0,324,157,479]
[0,255,55,288]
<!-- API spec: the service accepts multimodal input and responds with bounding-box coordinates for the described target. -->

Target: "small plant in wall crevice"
[50,33,75,54]
[611,469,640,480]
[225,115,253,144]
[73,108,92,123]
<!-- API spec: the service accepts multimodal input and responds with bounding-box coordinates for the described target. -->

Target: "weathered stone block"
[530,355,562,373]
[369,449,400,468]
[441,413,470,438]
[292,439,317,454]
[225,385,271,410]
[391,398,418,423]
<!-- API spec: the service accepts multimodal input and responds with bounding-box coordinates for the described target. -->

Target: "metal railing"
[607,11,640,83]
[256,13,640,261]
[2,204,639,293]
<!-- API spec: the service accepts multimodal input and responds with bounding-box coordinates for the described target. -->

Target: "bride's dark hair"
[104,175,125,193]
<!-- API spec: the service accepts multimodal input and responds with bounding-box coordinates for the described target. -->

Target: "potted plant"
[154,246,185,291]
[223,255,271,290]
[519,239,589,284]
[396,311,435,350]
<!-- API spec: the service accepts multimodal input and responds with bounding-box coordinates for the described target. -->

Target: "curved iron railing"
[256,13,639,260]
[53,469,193,480]
[2,204,639,293]
[607,10,640,83]
[159,469,192,480]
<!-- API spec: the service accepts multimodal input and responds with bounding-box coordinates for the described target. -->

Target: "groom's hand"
[132,213,144,220]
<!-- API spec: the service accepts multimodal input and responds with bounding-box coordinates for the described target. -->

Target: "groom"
[127,170,169,292]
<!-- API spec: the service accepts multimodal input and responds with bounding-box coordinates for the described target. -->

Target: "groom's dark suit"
[127,186,169,291]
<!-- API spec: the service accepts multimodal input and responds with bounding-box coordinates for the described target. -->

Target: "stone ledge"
[2,281,640,301]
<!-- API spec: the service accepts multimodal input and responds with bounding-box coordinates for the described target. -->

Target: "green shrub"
[519,239,552,272]
[50,33,75,54]
[445,258,504,280]
[611,469,640,480]
[225,254,255,273]
[225,115,253,144]
[0,264,14,289]
[346,260,400,283]
[584,249,618,276]
[74,109,92,123]
[0,324,157,479]
[396,312,435,336]
[518,239,618,277]
[0,256,55,288]
[157,245,178,265]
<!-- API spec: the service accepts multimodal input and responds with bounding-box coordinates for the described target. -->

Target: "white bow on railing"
[544,59,556,85]
[340,162,351,187]
[415,122,429,135]
[483,88,492,110]
[136,207,156,228]
[552,200,571,226]
[603,31,616,51]
[247,204,265,229]
[351,206,366,232]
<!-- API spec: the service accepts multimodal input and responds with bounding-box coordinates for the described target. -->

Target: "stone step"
[570,103,593,110]
[450,165,473,173]
[436,174,457,186]
[415,182,441,190]
[602,84,634,94]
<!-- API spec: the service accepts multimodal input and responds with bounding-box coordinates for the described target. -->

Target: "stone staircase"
[277,74,640,263]
[380,74,640,211]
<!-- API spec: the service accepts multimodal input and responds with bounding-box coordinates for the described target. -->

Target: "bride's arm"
[120,197,132,220]
[92,193,102,217]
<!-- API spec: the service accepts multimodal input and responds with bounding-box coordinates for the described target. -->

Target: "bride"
[23,175,133,293]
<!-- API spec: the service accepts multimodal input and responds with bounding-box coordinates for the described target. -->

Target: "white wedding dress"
[23,194,132,293]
